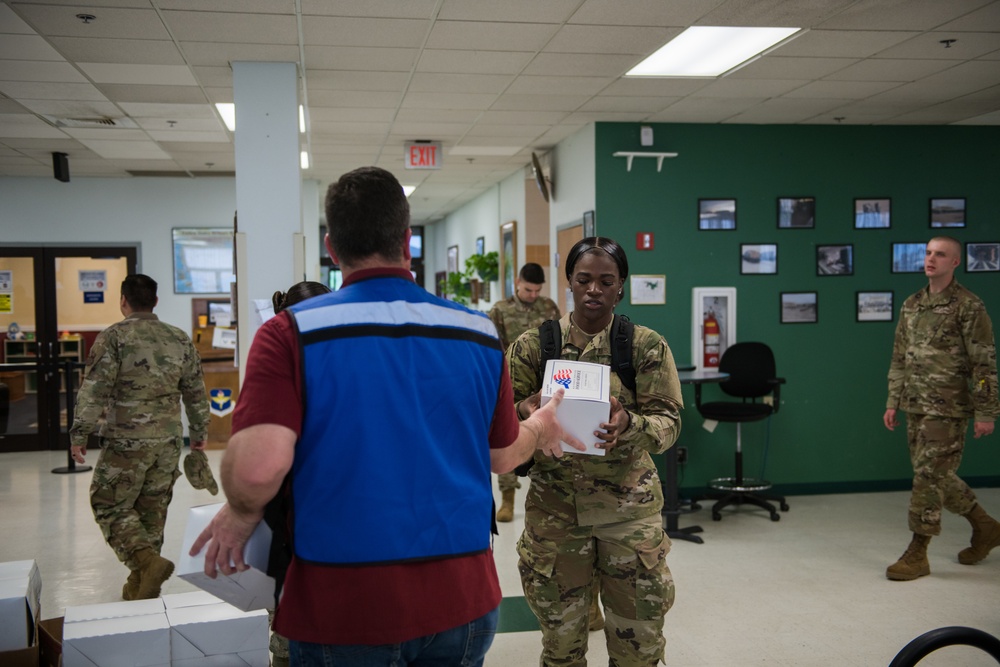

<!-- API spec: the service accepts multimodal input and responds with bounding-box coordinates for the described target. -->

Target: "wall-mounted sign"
[79,270,107,291]
[404,141,442,169]
[636,232,654,250]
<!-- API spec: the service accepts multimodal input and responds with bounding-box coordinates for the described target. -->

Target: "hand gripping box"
[541,359,610,456]
[163,591,269,666]
[62,598,169,667]
[0,559,42,666]
[177,503,275,611]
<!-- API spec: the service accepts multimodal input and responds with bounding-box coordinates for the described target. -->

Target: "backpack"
[514,314,636,476]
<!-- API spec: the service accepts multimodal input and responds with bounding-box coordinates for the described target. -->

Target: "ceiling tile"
[306,70,409,91]
[0,34,65,61]
[401,91,497,110]
[146,129,230,142]
[777,30,920,59]
[579,96,675,112]
[182,42,300,67]
[0,3,36,34]
[161,10,298,44]
[0,81,108,100]
[875,32,1000,60]
[300,0,438,19]
[78,138,171,159]
[48,37,187,65]
[783,80,903,100]
[523,52,639,77]
[305,45,418,71]
[823,58,955,81]
[118,102,217,118]
[308,90,402,108]
[818,0,995,31]
[136,117,225,132]
[505,75,613,96]
[416,49,533,75]
[408,72,513,95]
[15,99,122,117]
[568,0,717,27]
[731,56,859,80]
[544,24,676,55]
[78,63,198,85]
[0,59,87,82]
[10,5,170,39]
[490,94,590,112]
[426,21,558,52]
[303,17,430,48]
[97,84,208,104]
[438,0,579,23]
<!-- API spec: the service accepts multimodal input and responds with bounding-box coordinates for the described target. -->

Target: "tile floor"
[1,448,998,666]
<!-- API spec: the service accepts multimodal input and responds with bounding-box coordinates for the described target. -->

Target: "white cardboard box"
[0,559,41,651]
[541,359,610,456]
[62,598,170,667]
[163,591,269,666]
[177,503,275,611]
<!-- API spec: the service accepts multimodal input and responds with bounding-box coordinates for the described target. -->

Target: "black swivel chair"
[694,342,788,521]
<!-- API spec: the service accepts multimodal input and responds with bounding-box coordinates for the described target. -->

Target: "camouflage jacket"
[70,313,210,446]
[508,313,683,526]
[887,279,999,421]
[488,293,561,351]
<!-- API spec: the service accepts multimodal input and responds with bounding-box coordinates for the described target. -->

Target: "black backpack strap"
[517,319,560,478]
[610,314,636,393]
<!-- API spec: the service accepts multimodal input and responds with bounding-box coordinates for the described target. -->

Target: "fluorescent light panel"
[300,151,309,169]
[215,102,235,130]
[627,26,800,77]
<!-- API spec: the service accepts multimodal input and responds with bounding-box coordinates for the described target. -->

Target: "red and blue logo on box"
[553,368,572,389]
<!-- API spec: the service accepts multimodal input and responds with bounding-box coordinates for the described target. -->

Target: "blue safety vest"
[287,275,503,565]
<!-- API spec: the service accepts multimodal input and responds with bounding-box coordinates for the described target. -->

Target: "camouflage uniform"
[508,314,683,667]
[489,293,561,493]
[887,280,999,536]
[70,312,210,570]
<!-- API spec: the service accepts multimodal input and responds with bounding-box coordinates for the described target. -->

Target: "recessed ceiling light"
[300,151,309,169]
[627,26,800,78]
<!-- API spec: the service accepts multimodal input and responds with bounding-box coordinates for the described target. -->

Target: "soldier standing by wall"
[488,262,560,524]
[884,236,1000,580]
[70,274,210,599]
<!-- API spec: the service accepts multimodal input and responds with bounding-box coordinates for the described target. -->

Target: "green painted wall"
[595,122,1000,495]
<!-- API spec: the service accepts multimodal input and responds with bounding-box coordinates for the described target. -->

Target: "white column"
[232,61,301,376]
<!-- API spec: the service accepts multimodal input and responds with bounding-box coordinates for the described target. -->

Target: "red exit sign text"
[404,141,443,170]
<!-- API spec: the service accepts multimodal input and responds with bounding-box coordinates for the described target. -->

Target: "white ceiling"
[1,0,999,224]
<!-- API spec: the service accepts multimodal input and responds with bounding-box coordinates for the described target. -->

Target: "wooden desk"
[661,369,729,544]
[202,360,239,449]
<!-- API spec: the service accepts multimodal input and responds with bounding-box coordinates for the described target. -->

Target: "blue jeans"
[289,606,498,667]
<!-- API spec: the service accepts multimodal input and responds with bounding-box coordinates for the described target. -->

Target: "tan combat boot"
[886,534,931,581]
[122,570,141,600]
[133,548,175,599]
[958,504,1000,565]
[496,489,516,523]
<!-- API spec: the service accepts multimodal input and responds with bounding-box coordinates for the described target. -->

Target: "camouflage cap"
[183,449,218,495]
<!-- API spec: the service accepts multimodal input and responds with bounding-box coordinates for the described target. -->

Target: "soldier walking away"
[70,274,210,599]
[487,262,560,524]
[883,236,1000,581]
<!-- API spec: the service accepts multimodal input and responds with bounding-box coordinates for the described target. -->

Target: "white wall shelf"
[612,151,679,172]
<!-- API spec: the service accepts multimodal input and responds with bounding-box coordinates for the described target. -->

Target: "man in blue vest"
[191,166,584,666]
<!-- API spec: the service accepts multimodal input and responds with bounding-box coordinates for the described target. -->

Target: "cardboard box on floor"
[62,598,170,667]
[541,359,611,456]
[163,591,269,666]
[38,616,63,667]
[0,559,42,666]
[176,503,275,611]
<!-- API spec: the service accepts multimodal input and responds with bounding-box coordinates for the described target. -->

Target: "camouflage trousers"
[517,510,674,667]
[89,437,183,570]
[906,413,977,536]
[498,472,523,493]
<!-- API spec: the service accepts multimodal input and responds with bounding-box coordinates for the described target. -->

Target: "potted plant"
[465,251,499,283]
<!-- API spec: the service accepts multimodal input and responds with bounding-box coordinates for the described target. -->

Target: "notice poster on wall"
[0,270,11,314]
[79,270,107,292]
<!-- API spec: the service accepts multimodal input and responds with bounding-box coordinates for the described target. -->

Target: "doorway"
[0,246,138,452]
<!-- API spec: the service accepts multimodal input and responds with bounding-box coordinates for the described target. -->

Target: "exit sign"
[404,141,443,169]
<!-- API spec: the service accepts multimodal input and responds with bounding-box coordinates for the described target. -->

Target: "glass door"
[0,248,45,452]
[0,246,137,453]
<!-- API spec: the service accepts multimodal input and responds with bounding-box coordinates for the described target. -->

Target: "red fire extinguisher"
[704,311,720,368]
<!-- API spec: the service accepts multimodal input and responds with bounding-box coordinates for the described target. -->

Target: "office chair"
[694,342,788,521]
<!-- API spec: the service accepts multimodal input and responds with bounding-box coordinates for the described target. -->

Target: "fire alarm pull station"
[636,232,654,250]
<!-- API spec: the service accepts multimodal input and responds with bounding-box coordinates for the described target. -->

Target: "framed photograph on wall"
[499,221,517,299]
[583,210,596,237]
[966,242,1000,272]
[930,198,966,228]
[698,199,736,230]
[475,236,485,256]
[854,198,891,229]
[856,291,894,322]
[780,291,817,324]
[434,271,446,298]
[447,245,459,274]
[740,243,777,275]
[891,242,927,273]
[172,228,235,294]
[691,287,737,371]
[816,244,854,276]
[777,197,815,229]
